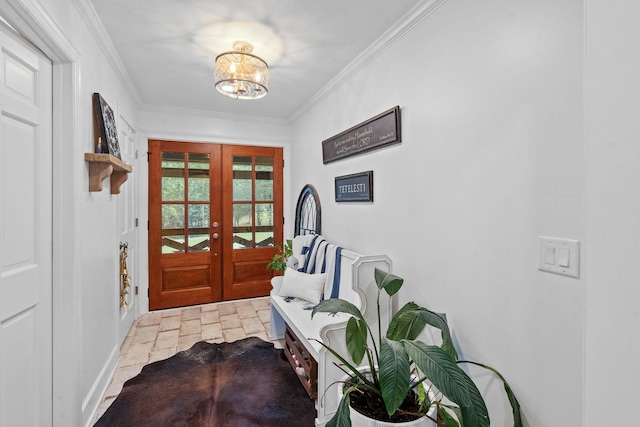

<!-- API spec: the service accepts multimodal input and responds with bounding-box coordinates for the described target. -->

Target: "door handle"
[212,233,219,240]
[212,221,219,228]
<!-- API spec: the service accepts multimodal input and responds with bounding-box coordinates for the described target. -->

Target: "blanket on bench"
[294,234,343,302]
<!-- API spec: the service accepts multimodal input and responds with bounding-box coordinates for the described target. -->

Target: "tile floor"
[93,296,277,424]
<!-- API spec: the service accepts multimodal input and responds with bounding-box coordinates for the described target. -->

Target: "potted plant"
[266,239,293,273]
[311,268,522,427]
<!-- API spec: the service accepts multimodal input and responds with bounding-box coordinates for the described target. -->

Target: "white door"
[117,114,138,340]
[0,23,53,427]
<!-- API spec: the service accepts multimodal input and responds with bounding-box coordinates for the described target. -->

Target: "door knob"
[212,221,219,228]
[212,233,219,240]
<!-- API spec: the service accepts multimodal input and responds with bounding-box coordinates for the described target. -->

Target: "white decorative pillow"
[286,255,299,270]
[278,267,326,305]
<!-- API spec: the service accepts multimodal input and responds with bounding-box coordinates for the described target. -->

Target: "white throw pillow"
[278,267,326,305]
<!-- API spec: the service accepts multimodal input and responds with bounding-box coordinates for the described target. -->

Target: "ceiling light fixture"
[214,41,269,100]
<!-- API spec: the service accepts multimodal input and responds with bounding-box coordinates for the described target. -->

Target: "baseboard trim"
[81,343,119,427]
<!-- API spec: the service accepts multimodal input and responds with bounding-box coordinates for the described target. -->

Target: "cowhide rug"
[95,337,316,426]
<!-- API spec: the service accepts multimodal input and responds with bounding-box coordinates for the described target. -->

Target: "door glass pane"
[162,204,185,253]
[255,157,273,201]
[161,152,185,201]
[188,204,210,252]
[255,203,273,247]
[233,203,252,249]
[255,203,273,226]
[188,153,210,202]
[232,156,252,201]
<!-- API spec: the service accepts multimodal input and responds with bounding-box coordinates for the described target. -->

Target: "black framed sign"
[322,106,401,164]
[335,171,373,202]
[93,93,121,159]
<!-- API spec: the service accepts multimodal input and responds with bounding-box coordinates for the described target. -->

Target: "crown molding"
[72,0,143,108]
[287,0,448,123]
[141,129,289,147]
[140,103,289,126]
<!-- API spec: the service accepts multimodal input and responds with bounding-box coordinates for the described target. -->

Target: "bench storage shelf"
[270,235,392,426]
[284,324,318,399]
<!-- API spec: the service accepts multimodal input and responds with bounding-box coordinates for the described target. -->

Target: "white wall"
[68,16,139,427]
[584,1,640,425]
[290,1,585,425]
[139,107,291,146]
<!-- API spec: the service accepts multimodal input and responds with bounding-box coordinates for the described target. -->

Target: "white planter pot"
[346,408,435,427]
[337,368,436,427]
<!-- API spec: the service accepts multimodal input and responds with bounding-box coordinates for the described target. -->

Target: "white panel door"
[0,24,53,427]
[117,114,137,340]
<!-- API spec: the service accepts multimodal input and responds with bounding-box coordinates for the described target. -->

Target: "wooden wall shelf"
[84,153,132,194]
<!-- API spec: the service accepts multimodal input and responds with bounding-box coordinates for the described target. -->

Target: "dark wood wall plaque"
[335,171,373,202]
[322,106,401,164]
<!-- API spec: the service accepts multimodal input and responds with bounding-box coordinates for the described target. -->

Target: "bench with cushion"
[269,234,392,426]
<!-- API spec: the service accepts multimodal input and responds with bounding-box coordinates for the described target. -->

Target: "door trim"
[148,141,283,306]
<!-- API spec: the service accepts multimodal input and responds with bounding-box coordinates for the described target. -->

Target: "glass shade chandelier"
[214,41,269,100]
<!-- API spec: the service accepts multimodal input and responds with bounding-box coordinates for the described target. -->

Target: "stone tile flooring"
[93,296,276,423]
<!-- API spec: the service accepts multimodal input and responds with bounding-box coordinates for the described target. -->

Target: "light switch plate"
[538,236,580,278]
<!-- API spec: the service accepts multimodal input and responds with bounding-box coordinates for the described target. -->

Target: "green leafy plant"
[266,239,293,272]
[312,268,522,427]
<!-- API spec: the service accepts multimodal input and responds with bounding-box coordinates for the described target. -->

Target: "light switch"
[558,248,570,267]
[538,236,580,278]
[544,246,556,264]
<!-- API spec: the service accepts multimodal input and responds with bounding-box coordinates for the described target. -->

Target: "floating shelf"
[84,153,132,194]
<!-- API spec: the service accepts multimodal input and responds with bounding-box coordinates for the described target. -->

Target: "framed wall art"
[322,106,401,164]
[335,171,373,203]
[93,93,121,159]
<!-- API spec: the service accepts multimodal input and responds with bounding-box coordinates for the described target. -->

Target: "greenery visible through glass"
[255,203,273,226]
[161,152,185,201]
[255,157,274,201]
[162,204,185,253]
[255,203,273,247]
[188,204,209,252]
[188,153,209,202]
[231,155,275,249]
[161,151,213,254]
[233,156,252,201]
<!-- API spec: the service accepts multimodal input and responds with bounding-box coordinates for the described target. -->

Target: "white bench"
[269,235,392,426]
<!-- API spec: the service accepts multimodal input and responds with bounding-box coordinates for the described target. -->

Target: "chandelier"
[214,41,269,100]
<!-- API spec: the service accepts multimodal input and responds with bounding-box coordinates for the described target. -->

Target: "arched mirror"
[294,184,321,236]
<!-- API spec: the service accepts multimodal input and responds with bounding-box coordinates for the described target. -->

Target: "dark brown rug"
[95,337,316,426]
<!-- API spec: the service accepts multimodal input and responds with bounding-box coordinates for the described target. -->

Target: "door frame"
[117,110,140,339]
[148,141,283,307]
[0,2,83,425]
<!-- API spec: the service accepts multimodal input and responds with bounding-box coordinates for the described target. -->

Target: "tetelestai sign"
[334,171,373,202]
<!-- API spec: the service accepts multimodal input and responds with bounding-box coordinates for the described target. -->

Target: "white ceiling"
[88,0,424,121]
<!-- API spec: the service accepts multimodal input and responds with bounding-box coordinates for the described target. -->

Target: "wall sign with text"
[322,106,401,164]
[335,171,373,203]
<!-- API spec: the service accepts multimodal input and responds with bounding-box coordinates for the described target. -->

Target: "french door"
[148,140,282,309]
[222,145,283,300]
